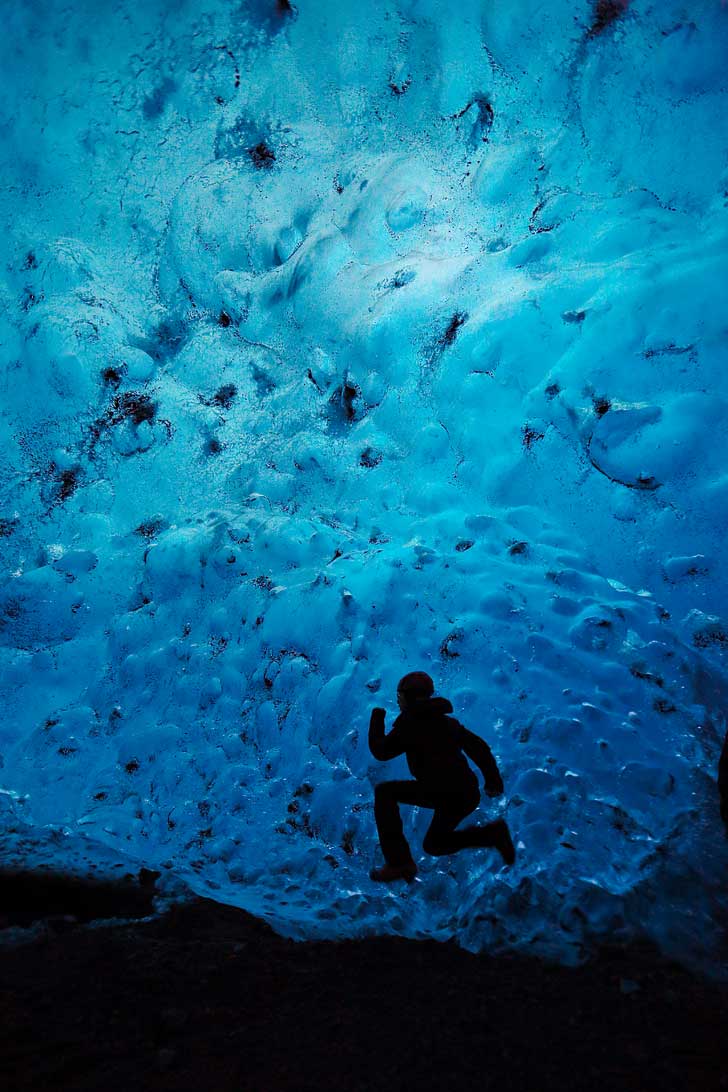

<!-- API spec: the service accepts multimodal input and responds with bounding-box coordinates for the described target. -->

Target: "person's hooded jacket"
[368,696,503,794]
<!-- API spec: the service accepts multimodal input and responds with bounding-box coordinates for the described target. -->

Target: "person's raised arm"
[461,728,504,796]
[368,707,407,761]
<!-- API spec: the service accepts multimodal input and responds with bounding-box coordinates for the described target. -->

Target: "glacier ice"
[1,0,727,973]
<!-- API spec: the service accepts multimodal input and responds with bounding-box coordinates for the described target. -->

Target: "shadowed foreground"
[1,876,726,1092]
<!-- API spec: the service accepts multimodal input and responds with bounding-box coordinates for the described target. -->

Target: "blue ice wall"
[1,0,727,970]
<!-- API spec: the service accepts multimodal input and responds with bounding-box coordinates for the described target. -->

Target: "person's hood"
[423,696,453,716]
[399,696,453,722]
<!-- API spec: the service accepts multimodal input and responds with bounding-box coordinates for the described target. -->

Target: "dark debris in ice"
[522,424,545,449]
[329,382,363,424]
[97,391,157,432]
[439,311,468,349]
[440,630,463,658]
[101,364,126,388]
[629,664,665,688]
[48,465,81,506]
[448,96,494,145]
[133,517,167,539]
[389,75,412,97]
[509,540,529,557]
[246,0,297,36]
[199,384,237,410]
[588,0,629,37]
[248,141,276,170]
[0,517,19,537]
[359,447,382,468]
[693,628,728,651]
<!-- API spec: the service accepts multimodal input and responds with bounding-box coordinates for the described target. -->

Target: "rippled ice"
[1,0,727,974]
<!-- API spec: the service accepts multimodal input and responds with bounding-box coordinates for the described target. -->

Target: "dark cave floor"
[1,870,727,1092]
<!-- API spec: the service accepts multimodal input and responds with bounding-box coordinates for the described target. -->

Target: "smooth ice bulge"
[1,0,727,972]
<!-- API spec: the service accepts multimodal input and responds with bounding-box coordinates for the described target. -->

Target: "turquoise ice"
[1,0,727,973]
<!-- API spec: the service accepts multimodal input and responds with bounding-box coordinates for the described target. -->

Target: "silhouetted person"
[369,671,515,883]
[719,725,728,829]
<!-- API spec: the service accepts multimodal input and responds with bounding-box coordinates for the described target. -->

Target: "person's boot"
[370,860,418,883]
[491,819,516,865]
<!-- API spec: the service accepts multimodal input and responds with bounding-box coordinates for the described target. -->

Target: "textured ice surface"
[1,0,728,972]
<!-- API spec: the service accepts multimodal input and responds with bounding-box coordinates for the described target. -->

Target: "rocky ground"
[1,870,726,1092]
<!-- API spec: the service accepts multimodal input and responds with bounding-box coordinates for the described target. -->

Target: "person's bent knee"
[422,834,448,857]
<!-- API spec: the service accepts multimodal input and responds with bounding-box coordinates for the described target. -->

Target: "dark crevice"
[586,435,661,491]
[329,383,362,424]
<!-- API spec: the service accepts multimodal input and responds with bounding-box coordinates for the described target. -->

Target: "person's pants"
[374,779,502,866]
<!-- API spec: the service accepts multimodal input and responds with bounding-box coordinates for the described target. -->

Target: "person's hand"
[371,707,386,720]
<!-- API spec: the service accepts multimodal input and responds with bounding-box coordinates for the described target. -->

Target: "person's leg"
[373,780,430,867]
[421,785,480,856]
[423,787,516,864]
[454,818,516,864]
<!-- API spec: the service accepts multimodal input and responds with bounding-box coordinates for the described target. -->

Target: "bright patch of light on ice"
[1,0,728,974]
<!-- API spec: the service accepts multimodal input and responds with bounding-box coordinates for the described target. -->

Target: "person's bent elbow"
[368,707,387,760]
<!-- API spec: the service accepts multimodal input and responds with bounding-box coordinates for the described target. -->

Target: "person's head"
[396,671,435,711]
